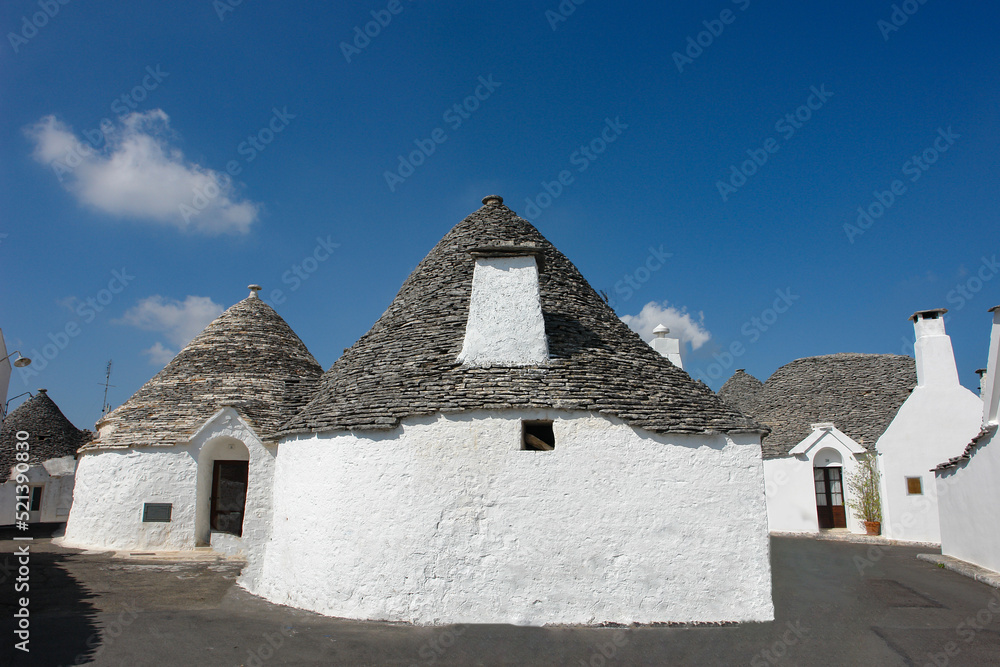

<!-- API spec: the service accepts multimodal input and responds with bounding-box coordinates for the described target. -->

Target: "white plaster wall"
[936,432,1000,573]
[40,456,76,522]
[62,408,276,575]
[0,458,76,525]
[877,386,982,543]
[254,411,773,625]
[763,457,819,533]
[458,256,548,366]
[62,447,199,550]
[763,438,866,535]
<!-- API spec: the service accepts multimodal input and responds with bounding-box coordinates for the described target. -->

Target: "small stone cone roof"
[277,198,761,437]
[1,389,91,481]
[718,369,765,417]
[86,292,322,450]
[724,353,916,459]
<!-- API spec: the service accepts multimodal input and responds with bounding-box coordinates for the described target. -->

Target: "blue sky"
[1,1,998,430]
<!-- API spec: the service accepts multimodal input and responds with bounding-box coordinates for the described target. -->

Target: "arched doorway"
[195,437,250,546]
[813,448,846,529]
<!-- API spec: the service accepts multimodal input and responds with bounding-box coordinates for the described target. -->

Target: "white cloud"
[142,341,177,366]
[620,301,712,352]
[117,295,224,364]
[24,111,259,234]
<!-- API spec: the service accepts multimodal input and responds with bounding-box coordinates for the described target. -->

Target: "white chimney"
[976,368,988,396]
[458,197,548,367]
[910,309,959,388]
[982,305,1000,426]
[650,324,683,369]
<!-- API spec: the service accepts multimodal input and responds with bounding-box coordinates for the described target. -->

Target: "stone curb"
[917,554,1000,589]
[771,531,938,549]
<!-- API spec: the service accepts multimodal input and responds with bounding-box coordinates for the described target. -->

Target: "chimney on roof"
[650,324,683,369]
[982,306,1000,426]
[976,368,988,396]
[910,309,959,388]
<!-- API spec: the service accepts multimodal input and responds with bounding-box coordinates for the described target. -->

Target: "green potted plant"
[846,454,883,535]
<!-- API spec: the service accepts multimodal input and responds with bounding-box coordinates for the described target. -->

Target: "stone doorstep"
[917,554,1000,590]
[770,530,940,549]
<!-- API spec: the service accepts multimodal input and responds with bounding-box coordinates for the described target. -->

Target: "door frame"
[814,466,847,529]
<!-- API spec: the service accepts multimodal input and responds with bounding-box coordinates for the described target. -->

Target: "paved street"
[2,534,999,666]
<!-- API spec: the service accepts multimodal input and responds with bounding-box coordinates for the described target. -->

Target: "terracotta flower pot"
[864,521,881,536]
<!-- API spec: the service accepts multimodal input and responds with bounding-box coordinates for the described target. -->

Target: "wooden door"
[210,461,249,537]
[814,467,846,529]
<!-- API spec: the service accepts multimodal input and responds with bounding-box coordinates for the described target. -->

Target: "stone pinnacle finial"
[37,388,47,394]
[248,284,262,298]
[482,195,503,207]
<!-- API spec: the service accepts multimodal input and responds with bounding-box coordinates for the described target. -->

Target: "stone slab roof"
[276,197,761,438]
[719,354,916,459]
[935,424,996,471]
[718,369,765,417]
[84,292,322,451]
[0,389,91,481]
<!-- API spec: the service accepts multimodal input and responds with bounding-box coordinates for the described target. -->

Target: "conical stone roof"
[740,353,916,459]
[86,290,322,450]
[1,389,91,481]
[277,197,761,437]
[718,369,765,417]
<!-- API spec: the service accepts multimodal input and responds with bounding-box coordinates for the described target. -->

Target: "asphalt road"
[1,534,999,666]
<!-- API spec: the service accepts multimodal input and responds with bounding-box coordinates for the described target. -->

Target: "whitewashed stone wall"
[0,457,75,525]
[253,411,773,625]
[876,386,982,544]
[62,408,275,576]
[458,256,548,366]
[936,434,1000,573]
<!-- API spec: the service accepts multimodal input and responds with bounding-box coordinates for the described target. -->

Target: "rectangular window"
[29,487,42,512]
[906,477,923,495]
[522,420,555,451]
[142,503,173,522]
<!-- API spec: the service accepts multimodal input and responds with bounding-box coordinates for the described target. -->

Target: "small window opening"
[29,487,42,512]
[522,421,555,451]
[906,477,923,495]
